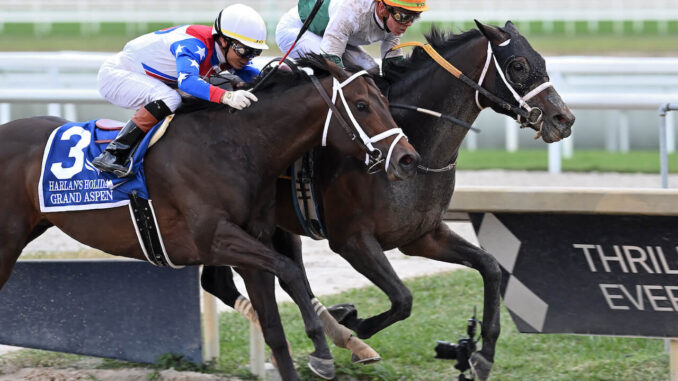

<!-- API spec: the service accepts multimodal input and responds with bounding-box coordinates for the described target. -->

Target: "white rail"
[1,0,676,24]
[2,53,678,174]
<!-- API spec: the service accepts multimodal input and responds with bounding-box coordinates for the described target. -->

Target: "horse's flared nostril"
[400,154,418,172]
[400,154,414,168]
[554,113,575,128]
[396,154,419,178]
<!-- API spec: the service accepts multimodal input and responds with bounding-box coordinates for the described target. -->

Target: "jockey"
[275,0,427,71]
[92,3,269,177]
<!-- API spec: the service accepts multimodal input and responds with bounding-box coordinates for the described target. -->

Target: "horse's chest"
[389,179,453,215]
[373,184,452,247]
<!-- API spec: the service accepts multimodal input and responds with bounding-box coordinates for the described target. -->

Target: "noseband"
[309,70,406,172]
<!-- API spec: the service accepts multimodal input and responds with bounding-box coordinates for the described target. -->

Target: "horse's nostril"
[555,114,568,125]
[400,155,413,167]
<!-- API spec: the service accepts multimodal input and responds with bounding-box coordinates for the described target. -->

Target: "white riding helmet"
[213,4,269,50]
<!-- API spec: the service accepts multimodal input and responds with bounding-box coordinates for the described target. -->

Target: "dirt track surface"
[0,367,239,381]
[3,170,676,379]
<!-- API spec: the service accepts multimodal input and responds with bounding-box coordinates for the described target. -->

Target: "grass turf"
[216,270,669,380]
[456,149,678,173]
[2,21,678,56]
[0,266,667,380]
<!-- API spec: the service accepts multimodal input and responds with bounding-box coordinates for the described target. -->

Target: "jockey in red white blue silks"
[93,3,269,178]
[276,0,427,71]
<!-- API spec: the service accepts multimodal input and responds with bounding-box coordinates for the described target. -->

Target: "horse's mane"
[380,26,482,85]
[176,53,363,114]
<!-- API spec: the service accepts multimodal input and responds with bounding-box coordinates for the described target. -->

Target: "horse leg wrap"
[312,298,381,364]
[313,298,351,346]
[234,295,259,326]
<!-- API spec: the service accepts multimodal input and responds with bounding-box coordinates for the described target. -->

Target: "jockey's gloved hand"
[382,56,405,73]
[322,54,345,69]
[221,90,258,110]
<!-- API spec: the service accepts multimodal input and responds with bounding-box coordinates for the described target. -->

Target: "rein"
[392,40,551,133]
[308,71,406,173]
[387,103,472,174]
[388,104,478,132]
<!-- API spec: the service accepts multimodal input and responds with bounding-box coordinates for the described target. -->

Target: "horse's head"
[319,59,420,180]
[476,20,575,143]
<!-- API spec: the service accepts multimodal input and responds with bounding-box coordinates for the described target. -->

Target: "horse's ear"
[504,20,519,34]
[324,58,348,81]
[474,19,510,46]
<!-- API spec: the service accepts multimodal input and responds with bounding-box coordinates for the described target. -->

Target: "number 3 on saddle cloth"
[38,117,179,268]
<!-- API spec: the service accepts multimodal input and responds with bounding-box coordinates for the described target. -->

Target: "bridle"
[474,40,553,138]
[308,70,406,173]
[393,38,552,136]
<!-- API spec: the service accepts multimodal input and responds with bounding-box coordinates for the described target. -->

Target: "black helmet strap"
[214,9,225,39]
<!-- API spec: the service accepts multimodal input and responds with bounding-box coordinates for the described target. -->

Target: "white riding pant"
[97,51,182,112]
[275,6,377,70]
[276,7,323,59]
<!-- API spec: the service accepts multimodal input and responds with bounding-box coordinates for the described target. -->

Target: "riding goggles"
[385,5,421,25]
[231,41,262,59]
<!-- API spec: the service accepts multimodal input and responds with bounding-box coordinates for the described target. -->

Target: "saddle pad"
[38,119,164,212]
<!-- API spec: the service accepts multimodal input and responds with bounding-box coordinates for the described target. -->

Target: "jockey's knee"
[158,92,182,113]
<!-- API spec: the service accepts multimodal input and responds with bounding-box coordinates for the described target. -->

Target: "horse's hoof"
[469,352,493,381]
[308,355,335,380]
[327,303,358,326]
[350,353,381,364]
[346,336,381,364]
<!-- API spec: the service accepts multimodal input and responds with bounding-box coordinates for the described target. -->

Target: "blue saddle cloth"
[39,119,162,212]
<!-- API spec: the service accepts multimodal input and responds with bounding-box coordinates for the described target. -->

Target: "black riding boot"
[91,120,146,177]
[92,99,172,178]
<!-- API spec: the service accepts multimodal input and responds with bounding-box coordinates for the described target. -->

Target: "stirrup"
[112,157,134,178]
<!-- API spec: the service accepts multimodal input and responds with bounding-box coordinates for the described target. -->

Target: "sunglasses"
[230,41,262,59]
[385,5,421,25]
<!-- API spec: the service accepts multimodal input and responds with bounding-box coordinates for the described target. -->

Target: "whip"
[250,0,325,93]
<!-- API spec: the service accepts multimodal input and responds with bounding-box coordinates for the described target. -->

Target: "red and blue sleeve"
[171,39,225,103]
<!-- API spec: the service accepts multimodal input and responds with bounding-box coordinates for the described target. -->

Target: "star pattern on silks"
[174,44,184,56]
[189,59,200,69]
[177,72,188,86]
[194,46,205,60]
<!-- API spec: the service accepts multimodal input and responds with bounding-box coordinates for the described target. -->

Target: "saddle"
[94,116,178,268]
[286,150,327,240]
[94,116,174,148]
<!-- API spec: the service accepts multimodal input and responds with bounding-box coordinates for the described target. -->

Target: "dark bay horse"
[204,21,575,380]
[0,57,420,381]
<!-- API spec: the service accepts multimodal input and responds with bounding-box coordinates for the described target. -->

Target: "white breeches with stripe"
[97,51,182,112]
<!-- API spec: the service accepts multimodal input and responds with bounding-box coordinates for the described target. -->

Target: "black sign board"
[470,213,678,338]
[0,260,202,363]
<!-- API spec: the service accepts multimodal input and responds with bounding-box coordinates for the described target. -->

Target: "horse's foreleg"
[207,219,333,379]
[201,265,242,307]
[0,213,40,290]
[238,268,298,381]
[201,265,296,366]
[0,243,22,291]
[201,265,261,324]
[271,229,312,296]
[272,228,381,364]
[399,223,501,381]
[327,231,413,340]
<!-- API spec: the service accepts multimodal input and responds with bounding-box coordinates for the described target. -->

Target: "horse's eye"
[506,58,530,86]
[356,102,369,112]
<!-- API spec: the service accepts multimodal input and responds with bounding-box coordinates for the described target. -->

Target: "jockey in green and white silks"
[275,0,427,71]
